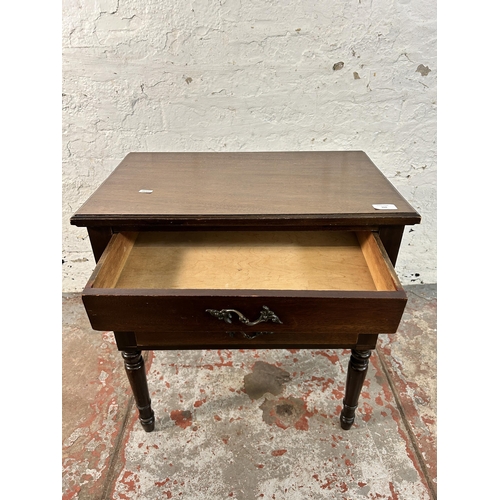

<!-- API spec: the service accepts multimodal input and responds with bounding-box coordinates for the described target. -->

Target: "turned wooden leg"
[340,349,372,430]
[122,350,155,432]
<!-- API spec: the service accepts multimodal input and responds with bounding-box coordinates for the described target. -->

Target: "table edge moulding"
[70,151,421,432]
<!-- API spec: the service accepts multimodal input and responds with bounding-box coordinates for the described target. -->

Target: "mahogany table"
[70,151,420,432]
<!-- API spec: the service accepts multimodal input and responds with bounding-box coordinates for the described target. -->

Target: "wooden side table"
[70,151,420,432]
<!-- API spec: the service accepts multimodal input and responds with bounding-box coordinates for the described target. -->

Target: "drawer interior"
[90,231,401,292]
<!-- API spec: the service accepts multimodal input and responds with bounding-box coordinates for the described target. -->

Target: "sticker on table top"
[138,189,153,194]
[372,203,397,210]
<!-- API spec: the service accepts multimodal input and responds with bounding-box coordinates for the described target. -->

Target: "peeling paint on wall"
[62,0,437,291]
[416,64,431,76]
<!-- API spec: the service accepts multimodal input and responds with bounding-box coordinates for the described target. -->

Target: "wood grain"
[357,231,403,291]
[70,152,421,227]
[91,232,137,289]
[82,292,407,334]
[113,231,380,291]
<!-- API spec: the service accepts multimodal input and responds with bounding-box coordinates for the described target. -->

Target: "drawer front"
[82,229,408,341]
[82,291,406,335]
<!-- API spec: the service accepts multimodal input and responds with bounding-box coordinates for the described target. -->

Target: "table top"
[70,151,420,227]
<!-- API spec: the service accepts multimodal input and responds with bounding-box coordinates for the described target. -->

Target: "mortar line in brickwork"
[376,345,437,500]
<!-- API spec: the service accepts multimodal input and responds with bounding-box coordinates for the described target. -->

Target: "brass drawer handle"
[206,306,283,326]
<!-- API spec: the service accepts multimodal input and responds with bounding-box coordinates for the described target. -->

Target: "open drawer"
[82,231,407,342]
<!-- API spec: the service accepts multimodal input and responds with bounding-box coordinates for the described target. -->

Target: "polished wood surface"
[340,350,372,430]
[83,291,407,335]
[70,152,420,227]
[121,350,155,432]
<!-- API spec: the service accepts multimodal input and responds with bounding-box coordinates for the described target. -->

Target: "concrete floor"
[62,284,436,500]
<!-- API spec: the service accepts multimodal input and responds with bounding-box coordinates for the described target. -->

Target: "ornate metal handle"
[206,306,282,326]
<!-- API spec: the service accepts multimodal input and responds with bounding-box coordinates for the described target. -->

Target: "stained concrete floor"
[62,284,437,500]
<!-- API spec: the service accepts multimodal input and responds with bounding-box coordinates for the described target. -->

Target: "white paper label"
[138,189,153,194]
[372,203,397,210]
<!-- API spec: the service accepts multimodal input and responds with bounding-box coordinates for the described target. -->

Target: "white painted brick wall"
[62,0,436,292]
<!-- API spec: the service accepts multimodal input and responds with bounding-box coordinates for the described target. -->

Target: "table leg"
[340,349,372,430]
[122,350,155,432]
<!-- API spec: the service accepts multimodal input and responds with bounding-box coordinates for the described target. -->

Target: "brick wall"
[62,0,436,291]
